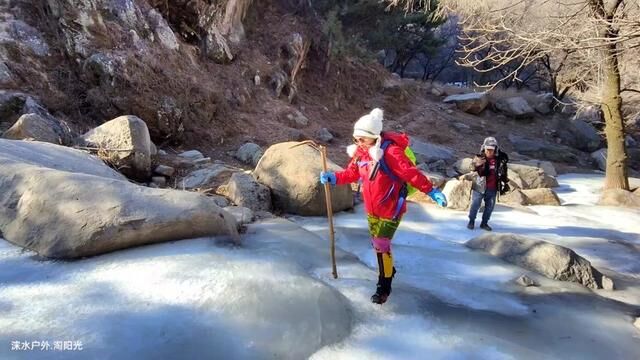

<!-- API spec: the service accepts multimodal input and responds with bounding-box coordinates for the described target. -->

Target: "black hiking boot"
[371,267,396,305]
[467,220,475,230]
[480,223,492,231]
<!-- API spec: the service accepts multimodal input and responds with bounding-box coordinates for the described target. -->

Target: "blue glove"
[427,188,447,207]
[319,171,337,185]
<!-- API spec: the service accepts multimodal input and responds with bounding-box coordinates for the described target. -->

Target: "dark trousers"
[468,189,497,225]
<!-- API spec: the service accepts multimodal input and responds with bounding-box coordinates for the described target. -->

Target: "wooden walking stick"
[291,141,338,279]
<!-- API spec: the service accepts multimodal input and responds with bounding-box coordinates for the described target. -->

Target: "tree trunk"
[601,43,629,190]
[592,0,629,190]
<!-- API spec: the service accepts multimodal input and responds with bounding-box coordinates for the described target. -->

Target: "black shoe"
[371,269,395,305]
[371,291,389,304]
[467,221,474,230]
[480,223,492,231]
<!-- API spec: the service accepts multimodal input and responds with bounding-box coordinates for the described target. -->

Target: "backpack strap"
[377,139,407,221]
[378,140,400,182]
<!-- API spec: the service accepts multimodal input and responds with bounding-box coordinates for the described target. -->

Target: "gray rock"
[154,165,175,177]
[509,163,559,189]
[146,9,179,50]
[495,97,535,119]
[317,128,334,143]
[149,142,157,156]
[509,135,578,163]
[515,160,557,177]
[194,157,212,165]
[151,176,166,187]
[223,206,255,225]
[218,172,271,211]
[598,189,640,208]
[2,113,67,144]
[499,189,528,206]
[453,158,474,174]
[427,159,447,172]
[411,139,456,164]
[0,92,72,144]
[431,87,444,96]
[209,194,230,208]
[506,168,526,190]
[155,96,184,142]
[443,92,488,115]
[5,20,49,56]
[0,139,126,181]
[556,118,602,152]
[441,178,472,210]
[515,274,539,287]
[591,148,607,171]
[181,164,236,190]
[178,150,205,161]
[83,53,118,87]
[253,142,353,215]
[521,188,561,206]
[0,139,239,259]
[236,142,263,166]
[0,61,11,83]
[286,110,310,128]
[534,93,554,115]
[466,233,614,290]
[287,128,306,142]
[80,115,152,180]
[634,317,640,331]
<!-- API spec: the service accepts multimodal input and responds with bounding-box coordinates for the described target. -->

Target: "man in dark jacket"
[467,137,509,231]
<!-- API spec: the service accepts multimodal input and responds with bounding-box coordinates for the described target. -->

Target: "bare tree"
[389,0,640,191]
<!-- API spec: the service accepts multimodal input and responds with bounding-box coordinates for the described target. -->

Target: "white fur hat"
[353,108,384,139]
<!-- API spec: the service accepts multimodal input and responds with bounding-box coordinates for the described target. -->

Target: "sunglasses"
[353,137,373,144]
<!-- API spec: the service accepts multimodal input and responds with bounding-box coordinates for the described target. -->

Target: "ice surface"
[1,174,639,359]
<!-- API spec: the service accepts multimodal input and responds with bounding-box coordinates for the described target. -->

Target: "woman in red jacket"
[320,108,447,304]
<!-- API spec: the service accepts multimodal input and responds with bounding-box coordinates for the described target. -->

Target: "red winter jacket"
[335,132,434,219]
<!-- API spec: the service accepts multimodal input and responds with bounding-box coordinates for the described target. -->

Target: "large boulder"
[253,142,353,215]
[499,189,528,206]
[521,188,561,206]
[466,233,614,290]
[3,113,69,144]
[443,92,489,115]
[506,168,527,190]
[555,118,602,152]
[598,189,640,208]
[218,172,272,211]
[80,115,152,180]
[441,178,472,210]
[508,163,558,189]
[410,139,456,165]
[509,135,578,163]
[494,97,536,119]
[0,91,73,144]
[0,139,239,259]
[515,160,557,177]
